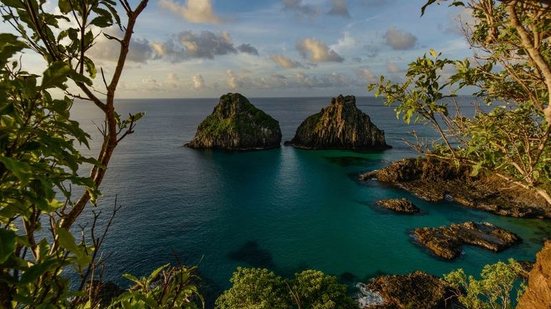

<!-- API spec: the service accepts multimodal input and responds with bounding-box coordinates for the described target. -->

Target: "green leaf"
[41,62,72,90]
[0,229,16,264]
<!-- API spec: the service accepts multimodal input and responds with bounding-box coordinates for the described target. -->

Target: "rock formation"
[358,271,455,309]
[285,95,389,150]
[375,198,420,214]
[359,158,551,219]
[185,93,281,150]
[412,222,520,260]
[517,241,551,309]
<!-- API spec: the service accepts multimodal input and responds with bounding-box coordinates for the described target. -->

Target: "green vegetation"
[370,0,551,205]
[215,267,356,309]
[444,259,526,309]
[0,0,204,307]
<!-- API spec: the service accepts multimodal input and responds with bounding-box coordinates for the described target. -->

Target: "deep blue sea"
[72,96,551,303]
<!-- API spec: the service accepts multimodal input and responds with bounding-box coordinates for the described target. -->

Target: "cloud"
[330,32,356,54]
[282,0,320,18]
[356,67,378,83]
[226,70,241,89]
[192,74,205,89]
[328,0,350,18]
[386,62,403,73]
[159,0,222,24]
[296,38,344,63]
[87,28,155,63]
[270,54,303,69]
[294,71,353,88]
[152,31,258,61]
[384,27,417,50]
[237,43,259,56]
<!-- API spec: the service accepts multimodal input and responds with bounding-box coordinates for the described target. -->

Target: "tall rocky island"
[185,93,282,150]
[285,95,389,150]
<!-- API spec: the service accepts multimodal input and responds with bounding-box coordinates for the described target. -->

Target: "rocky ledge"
[412,222,520,260]
[517,241,551,309]
[285,95,390,150]
[359,158,551,219]
[357,271,455,309]
[185,93,281,150]
[375,198,420,214]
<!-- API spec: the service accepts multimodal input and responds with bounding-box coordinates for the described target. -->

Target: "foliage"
[0,0,153,307]
[215,267,355,309]
[444,259,526,309]
[369,0,551,205]
[108,264,204,309]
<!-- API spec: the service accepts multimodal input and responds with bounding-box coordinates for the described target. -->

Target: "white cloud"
[296,38,344,63]
[270,54,303,69]
[330,32,357,54]
[328,0,350,18]
[226,70,241,89]
[384,27,417,50]
[159,0,222,24]
[192,74,205,89]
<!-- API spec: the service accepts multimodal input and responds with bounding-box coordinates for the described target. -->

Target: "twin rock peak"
[185,93,390,151]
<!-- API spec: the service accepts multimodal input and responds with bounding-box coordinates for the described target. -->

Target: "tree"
[215,267,356,309]
[370,0,551,205]
[0,0,149,307]
[444,259,526,309]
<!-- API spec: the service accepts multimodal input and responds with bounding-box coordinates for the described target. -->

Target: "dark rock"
[358,271,456,309]
[375,198,420,214]
[185,93,281,150]
[517,241,551,309]
[285,95,390,150]
[359,158,551,219]
[412,222,521,260]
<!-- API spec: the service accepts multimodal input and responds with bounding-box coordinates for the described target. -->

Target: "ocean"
[71,96,551,302]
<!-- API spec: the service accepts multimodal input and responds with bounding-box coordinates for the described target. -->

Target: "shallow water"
[71,96,551,302]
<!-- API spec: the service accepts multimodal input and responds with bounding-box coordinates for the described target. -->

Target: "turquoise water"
[72,97,551,302]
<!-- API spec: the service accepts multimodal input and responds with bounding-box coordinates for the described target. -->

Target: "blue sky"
[3,0,473,98]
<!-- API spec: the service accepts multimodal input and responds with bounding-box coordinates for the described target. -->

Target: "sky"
[1,0,473,98]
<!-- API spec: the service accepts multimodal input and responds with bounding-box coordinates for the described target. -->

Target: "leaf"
[57,227,90,267]
[41,62,72,90]
[0,229,16,264]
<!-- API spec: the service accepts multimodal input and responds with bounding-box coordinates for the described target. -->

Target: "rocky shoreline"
[360,157,551,219]
[412,221,521,260]
[357,271,456,309]
[375,198,420,214]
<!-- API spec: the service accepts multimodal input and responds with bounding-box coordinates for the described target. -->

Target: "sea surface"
[72,96,551,302]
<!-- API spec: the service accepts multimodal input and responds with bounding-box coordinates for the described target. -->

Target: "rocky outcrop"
[517,241,551,309]
[412,222,520,260]
[285,95,389,150]
[359,158,551,219]
[185,93,281,150]
[375,199,420,214]
[357,271,455,309]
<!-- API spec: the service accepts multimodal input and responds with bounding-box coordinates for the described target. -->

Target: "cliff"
[285,95,389,150]
[517,241,551,309]
[185,93,282,150]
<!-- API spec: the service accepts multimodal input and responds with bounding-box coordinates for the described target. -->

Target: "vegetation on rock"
[444,259,526,309]
[215,267,356,309]
[186,93,282,150]
[286,95,389,150]
[370,0,551,205]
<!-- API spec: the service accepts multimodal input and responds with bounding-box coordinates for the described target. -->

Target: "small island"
[285,95,390,150]
[185,93,282,151]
